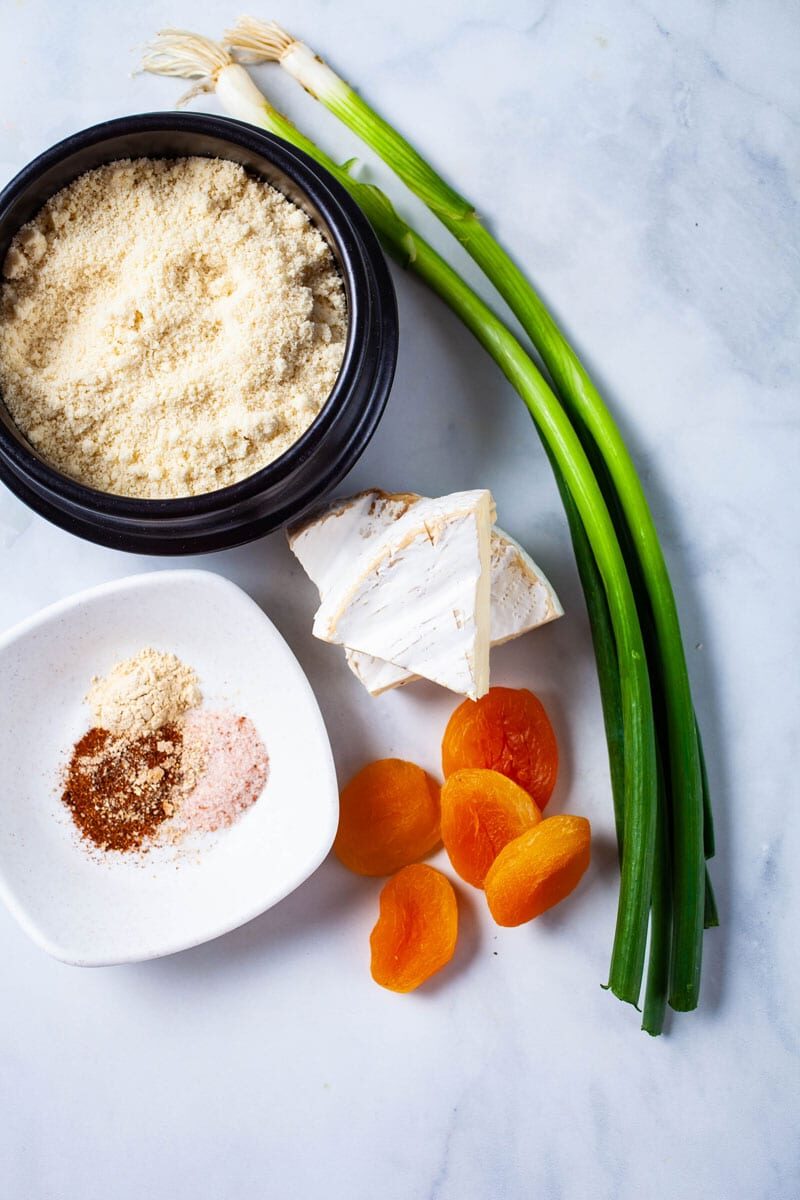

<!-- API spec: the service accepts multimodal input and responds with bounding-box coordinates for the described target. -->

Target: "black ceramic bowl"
[0,113,398,554]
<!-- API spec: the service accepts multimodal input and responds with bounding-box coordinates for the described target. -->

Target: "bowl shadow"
[125,853,362,982]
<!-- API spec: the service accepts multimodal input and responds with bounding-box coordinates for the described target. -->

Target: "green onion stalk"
[141,32,658,1013]
[224,18,712,1013]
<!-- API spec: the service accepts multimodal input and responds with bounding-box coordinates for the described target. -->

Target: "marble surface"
[0,2,797,1197]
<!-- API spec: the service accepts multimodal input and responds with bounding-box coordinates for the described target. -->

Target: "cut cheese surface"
[487,528,563,645]
[311,490,495,699]
[287,488,563,697]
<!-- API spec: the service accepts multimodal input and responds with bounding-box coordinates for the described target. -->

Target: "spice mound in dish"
[0,157,347,498]
[181,710,270,832]
[61,647,269,853]
[63,724,184,853]
[86,649,201,736]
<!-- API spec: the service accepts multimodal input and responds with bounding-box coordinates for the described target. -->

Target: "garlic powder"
[0,157,347,497]
[87,648,201,737]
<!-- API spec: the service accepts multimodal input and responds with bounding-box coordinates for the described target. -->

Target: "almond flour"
[0,157,346,497]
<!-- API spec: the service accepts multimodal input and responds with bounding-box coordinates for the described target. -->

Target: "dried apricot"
[334,758,441,876]
[370,864,458,992]
[442,686,558,808]
[484,815,591,926]
[441,768,542,887]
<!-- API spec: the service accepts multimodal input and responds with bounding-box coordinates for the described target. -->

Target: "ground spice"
[86,648,201,736]
[60,648,270,852]
[62,723,184,852]
[180,709,269,832]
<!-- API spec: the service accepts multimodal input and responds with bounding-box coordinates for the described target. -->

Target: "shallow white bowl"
[0,569,338,966]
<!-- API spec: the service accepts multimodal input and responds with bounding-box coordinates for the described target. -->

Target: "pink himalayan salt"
[180,709,269,833]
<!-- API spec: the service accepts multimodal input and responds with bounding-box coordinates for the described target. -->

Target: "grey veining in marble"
[0,2,797,1198]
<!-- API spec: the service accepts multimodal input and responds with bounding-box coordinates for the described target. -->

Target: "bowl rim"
[0,568,340,965]
[0,111,386,517]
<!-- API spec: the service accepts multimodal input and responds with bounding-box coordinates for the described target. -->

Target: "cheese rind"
[288,489,563,696]
[345,526,563,694]
[288,490,418,595]
[311,490,495,699]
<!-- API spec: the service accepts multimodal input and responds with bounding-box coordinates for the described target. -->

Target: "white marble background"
[0,2,797,1197]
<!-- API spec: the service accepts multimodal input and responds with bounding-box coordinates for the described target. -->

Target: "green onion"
[641,742,673,1035]
[704,870,720,930]
[697,719,716,861]
[557,476,626,849]
[141,32,658,1010]
[225,17,713,1012]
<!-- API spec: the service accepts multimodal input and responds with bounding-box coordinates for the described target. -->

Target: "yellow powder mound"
[86,649,201,736]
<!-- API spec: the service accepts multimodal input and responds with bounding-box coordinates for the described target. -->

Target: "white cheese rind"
[345,531,562,694]
[346,532,563,693]
[287,489,563,697]
[288,490,418,595]
[312,490,495,699]
[344,647,412,694]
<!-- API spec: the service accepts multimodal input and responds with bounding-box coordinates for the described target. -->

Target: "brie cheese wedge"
[347,526,563,694]
[311,490,495,699]
[288,489,563,697]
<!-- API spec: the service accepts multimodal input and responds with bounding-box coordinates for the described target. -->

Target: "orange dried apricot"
[334,758,441,876]
[484,815,591,926]
[370,864,458,992]
[442,686,558,809]
[441,768,542,888]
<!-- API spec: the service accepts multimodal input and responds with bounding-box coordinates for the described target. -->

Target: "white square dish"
[0,569,338,966]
